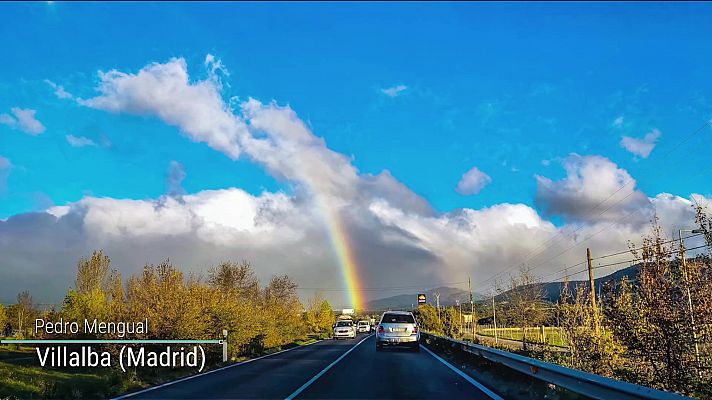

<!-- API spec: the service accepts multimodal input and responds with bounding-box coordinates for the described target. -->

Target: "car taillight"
[378,325,384,334]
[412,326,418,334]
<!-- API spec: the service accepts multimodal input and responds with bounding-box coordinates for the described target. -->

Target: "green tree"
[317,299,335,336]
[414,304,442,334]
[61,250,122,325]
[261,275,303,349]
[207,261,262,359]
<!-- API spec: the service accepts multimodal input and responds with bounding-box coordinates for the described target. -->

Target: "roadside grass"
[476,327,568,348]
[0,355,128,399]
[0,337,322,399]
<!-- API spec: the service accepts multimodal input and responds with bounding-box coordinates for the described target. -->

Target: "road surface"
[117,334,501,399]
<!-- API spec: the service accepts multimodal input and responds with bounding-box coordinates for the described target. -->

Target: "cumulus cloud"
[204,54,229,77]
[79,58,248,159]
[1,56,709,308]
[44,79,73,99]
[535,154,651,225]
[0,107,46,135]
[381,84,408,97]
[66,134,97,147]
[620,128,661,158]
[456,166,492,195]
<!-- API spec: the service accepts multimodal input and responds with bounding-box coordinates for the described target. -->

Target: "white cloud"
[535,154,651,224]
[456,166,492,195]
[612,116,624,127]
[0,107,46,135]
[381,84,408,98]
[79,58,247,159]
[66,134,97,147]
[620,128,661,158]
[204,54,229,77]
[2,56,709,308]
[44,79,73,99]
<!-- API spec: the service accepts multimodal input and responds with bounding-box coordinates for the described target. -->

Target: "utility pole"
[222,329,228,363]
[456,299,462,332]
[587,248,600,335]
[435,292,441,324]
[468,277,475,340]
[679,229,701,372]
[492,295,498,344]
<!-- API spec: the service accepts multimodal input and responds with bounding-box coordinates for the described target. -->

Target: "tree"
[414,304,442,334]
[61,250,122,324]
[125,260,211,340]
[558,281,624,376]
[261,275,303,349]
[207,261,262,358]
[441,306,462,339]
[13,291,37,337]
[318,299,335,336]
[304,292,334,338]
[0,304,8,336]
[603,217,709,394]
[503,266,549,349]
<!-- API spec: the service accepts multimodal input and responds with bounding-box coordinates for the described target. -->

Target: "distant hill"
[491,264,640,304]
[364,264,641,311]
[364,286,484,311]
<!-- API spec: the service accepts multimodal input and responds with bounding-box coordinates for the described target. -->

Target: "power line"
[544,243,710,283]
[591,233,704,261]
[295,280,468,292]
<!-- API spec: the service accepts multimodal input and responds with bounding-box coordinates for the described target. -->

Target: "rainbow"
[315,194,363,310]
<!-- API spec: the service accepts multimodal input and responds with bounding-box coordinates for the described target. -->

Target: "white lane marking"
[422,344,505,400]
[285,334,373,400]
[112,340,323,399]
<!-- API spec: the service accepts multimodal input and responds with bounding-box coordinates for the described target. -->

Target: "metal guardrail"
[421,332,691,400]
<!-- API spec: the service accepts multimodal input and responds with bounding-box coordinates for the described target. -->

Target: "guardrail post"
[222,329,228,362]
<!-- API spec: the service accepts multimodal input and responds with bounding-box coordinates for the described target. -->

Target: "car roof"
[382,311,413,315]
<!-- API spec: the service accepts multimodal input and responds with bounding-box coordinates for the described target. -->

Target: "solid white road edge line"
[112,339,323,399]
[422,344,505,400]
[284,334,373,400]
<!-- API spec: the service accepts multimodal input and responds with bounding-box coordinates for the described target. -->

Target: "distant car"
[333,320,356,339]
[375,311,420,351]
[357,320,370,333]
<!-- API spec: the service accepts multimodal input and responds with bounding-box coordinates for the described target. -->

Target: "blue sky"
[1,2,710,219]
[1,2,711,305]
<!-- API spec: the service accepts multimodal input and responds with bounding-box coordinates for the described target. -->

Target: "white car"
[357,320,370,333]
[333,320,356,339]
[375,311,420,351]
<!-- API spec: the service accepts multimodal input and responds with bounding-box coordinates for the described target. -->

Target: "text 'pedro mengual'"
[35,318,149,337]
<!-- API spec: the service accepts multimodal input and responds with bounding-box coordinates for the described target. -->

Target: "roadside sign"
[342,308,354,315]
[418,293,426,305]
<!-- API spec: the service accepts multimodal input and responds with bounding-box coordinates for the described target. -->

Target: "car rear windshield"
[381,313,415,324]
[336,321,353,327]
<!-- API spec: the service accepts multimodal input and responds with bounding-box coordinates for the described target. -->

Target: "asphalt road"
[118,334,500,399]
